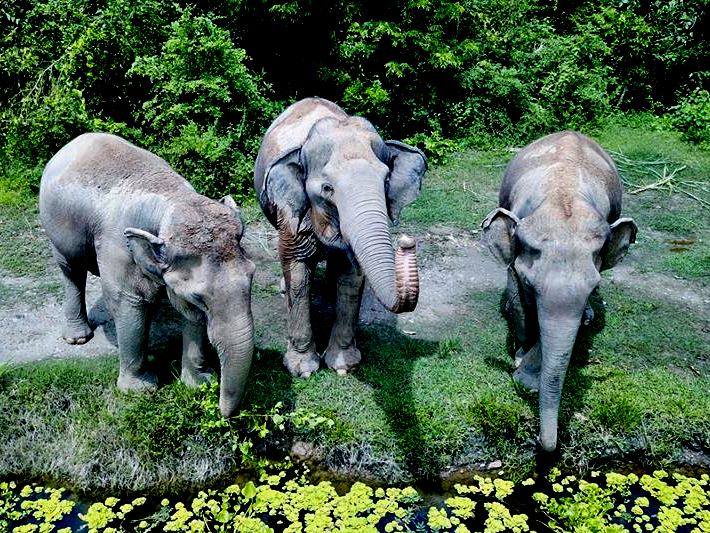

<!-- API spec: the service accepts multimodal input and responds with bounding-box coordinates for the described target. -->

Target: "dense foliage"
[1,0,707,197]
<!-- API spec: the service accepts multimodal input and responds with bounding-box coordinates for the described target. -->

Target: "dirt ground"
[0,217,707,367]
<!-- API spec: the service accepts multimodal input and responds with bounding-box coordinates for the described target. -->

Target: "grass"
[1,283,708,492]
[0,116,709,495]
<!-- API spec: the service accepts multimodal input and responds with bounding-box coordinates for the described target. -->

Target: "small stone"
[488,460,502,469]
[291,440,317,461]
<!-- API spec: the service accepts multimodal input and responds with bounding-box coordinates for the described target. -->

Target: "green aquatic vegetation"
[536,469,710,533]
[7,469,710,532]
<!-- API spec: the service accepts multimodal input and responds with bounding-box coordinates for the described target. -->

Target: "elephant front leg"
[513,342,541,392]
[324,252,364,375]
[180,319,213,387]
[506,270,541,391]
[114,297,158,393]
[282,257,320,378]
[506,270,537,357]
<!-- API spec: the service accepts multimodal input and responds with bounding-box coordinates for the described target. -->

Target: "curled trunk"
[337,181,419,313]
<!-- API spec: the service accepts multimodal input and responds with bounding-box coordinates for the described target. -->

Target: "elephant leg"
[282,256,320,378]
[113,294,157,392]
[180,319,213,387]
[53,246,93,345]
[582,301,594,326]
[513,342,541,392]
[324,251,364,375]
[505,271,537,366]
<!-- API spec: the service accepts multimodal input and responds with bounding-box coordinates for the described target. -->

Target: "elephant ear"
[262,148,308,234]
[480,207,520,265]
[600,217,637,270]
[385,140,427,224]
[220,195,245,240]
[124,228,167,283]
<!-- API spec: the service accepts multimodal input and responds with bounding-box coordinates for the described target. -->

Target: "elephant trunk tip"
[397,234,416,250]
[392,234,419,313]
[220,398,239,418]
[539,434,558,453]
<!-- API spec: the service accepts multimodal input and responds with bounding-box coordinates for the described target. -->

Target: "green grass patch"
[1,281,708,492]
[403,149,507,232]
[663,246,710,279]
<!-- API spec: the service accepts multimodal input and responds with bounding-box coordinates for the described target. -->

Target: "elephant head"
[482,206,637,451]
[263,116,427,313]
[125,195,255,417]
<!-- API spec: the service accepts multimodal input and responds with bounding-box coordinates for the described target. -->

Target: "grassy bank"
[0,116,708,494]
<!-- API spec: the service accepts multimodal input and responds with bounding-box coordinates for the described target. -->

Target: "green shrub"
[0,0,707,196]
[671,88,710,147]
[128,8,280,200]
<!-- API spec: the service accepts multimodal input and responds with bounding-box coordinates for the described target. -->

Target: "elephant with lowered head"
[481,131,637,452]
[39,133,255,417]
[254,97,427,377]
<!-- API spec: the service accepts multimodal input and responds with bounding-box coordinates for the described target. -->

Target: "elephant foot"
[180,368,214,388]
[324,344,361,375]
[512,344,541,392]
[284,348,320,378]
[513,366,540,392]
[582,304,594,326]
[62,321,94,345]
[117,371,158,393]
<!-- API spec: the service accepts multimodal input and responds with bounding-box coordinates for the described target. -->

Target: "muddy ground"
[1,218,707,367]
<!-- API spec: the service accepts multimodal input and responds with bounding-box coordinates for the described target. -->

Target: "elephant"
[39,133,255,417]
[481,131,637,452]
[254,97,427,377]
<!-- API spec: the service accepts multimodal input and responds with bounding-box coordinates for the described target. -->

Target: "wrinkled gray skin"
[481,131,637,452]
[254,98,426,377]
[39,133,255,417]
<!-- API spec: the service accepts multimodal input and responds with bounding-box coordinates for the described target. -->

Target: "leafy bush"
[671,88,710,147]
[0,0,707,196]
[128,8,280,200]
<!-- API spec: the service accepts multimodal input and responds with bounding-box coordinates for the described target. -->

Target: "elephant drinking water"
[40,133,255,417]
[254,97,427,377]
[481,131,637,451]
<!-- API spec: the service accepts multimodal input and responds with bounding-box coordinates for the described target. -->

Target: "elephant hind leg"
[582,302,594,326]
[53,245,93,345]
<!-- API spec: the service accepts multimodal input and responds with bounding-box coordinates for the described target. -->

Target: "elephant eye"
[321,183,334,195]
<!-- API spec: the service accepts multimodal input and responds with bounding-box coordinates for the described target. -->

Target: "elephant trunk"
[338,176,419,313]
[537,304,584,452]
[209,312,254,417]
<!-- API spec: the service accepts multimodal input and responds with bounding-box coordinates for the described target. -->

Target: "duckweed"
[4,469,710,531]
